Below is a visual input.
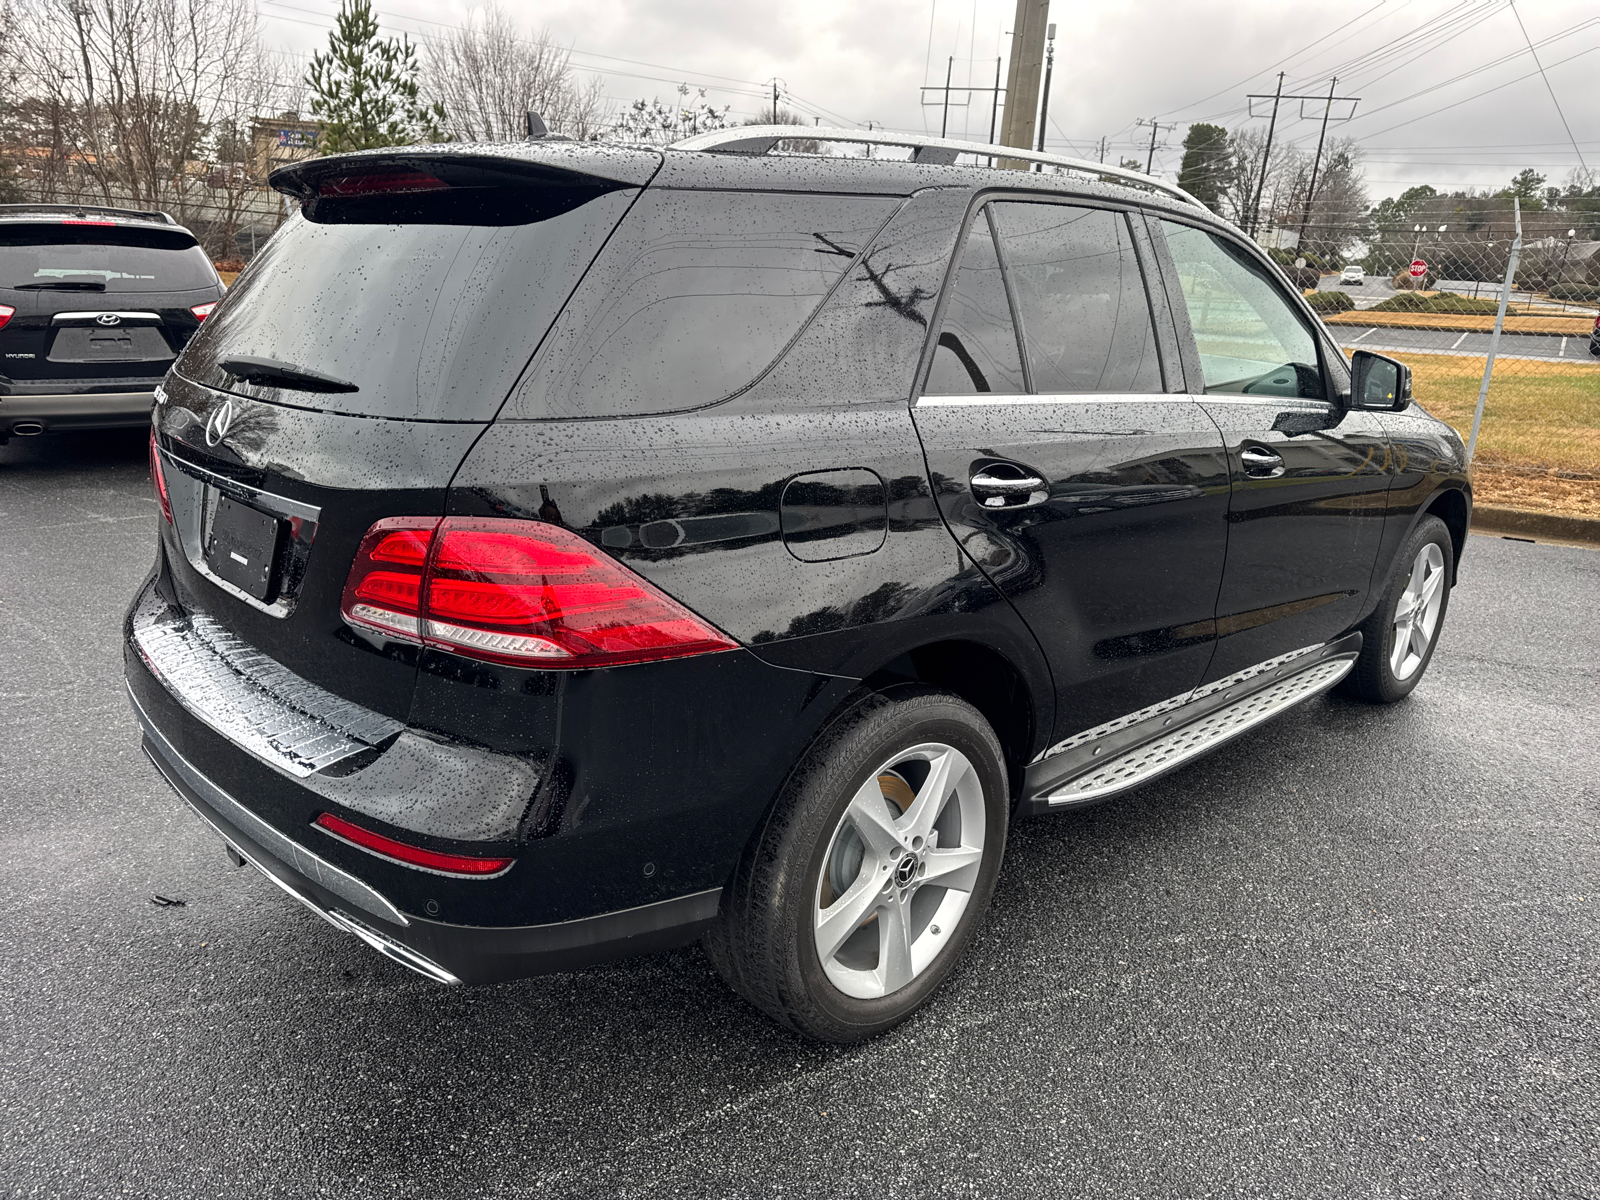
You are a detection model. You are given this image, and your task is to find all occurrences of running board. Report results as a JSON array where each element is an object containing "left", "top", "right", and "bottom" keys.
[{"left": 1017, "top": 634, "right": 1361, "bottom": 816}]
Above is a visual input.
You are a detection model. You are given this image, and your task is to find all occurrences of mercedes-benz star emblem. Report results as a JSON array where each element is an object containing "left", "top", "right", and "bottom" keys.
[
  {"left": 95, "top": 313, "right": 122, "bottom": 326},
  {"left": 204, "top": 399, "right": 236, "bottom": 447}
]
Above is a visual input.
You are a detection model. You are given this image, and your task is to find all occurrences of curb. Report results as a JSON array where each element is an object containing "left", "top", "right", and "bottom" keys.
[{"left": 1471, "top": 504, "right": 1600, "bottom": 548}]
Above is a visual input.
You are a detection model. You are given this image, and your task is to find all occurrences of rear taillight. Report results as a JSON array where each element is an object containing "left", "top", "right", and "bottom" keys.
[
  {"left": 190, "top": 302, "right": 216, "bottom": 321},
  {"left": 149, "top": 431, "right": 172, "bottom": 523},
  {"left": 0, "top": 304, "right": 13, "bottom": 331},
  {"left": 62, "top": 218, "right": 116, "bottom": 226},
  {"left": 312, "top": 812, "right": 514, "bottom": 877},
  {"left": 340, "top": 517, "right": 737, "bottom": 670}
]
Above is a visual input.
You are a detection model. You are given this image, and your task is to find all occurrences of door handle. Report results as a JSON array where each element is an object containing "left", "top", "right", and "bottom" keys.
[
  {"left": 1240, "top": 447, "right": 1285, "bottom": 478},
  {"left": 970, "top": 466, "right": 1048, "bottom": 509}
]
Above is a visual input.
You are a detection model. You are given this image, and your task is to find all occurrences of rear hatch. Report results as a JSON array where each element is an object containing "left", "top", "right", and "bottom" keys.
[
  {"left": 0, "top": 218, "right": 219, "bottom": 394},
  {"left": 152, "top": 146, "right": 660, "bottom": 721}
]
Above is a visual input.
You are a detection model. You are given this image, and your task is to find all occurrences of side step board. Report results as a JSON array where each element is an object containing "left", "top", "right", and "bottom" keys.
[{"left": 1017, "top": 634, "right": 1362, "bottom": 817}]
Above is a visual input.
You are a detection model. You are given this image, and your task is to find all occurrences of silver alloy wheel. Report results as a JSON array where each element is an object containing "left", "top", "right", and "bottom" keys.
[
  {"left": 813, "top": 742, "right": 986, "bottom": 1000},
  {"left": 1391, "top": 541, "right": 1446, "bottom": 681}
]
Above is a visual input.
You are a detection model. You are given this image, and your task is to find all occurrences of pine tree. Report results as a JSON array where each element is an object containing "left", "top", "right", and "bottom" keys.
[
  {"left": 307, "top": 0, "right": 446, "bottom": 154},
  {"left": 1176, "top": 123, "right": 1231, "bottom": 212}
]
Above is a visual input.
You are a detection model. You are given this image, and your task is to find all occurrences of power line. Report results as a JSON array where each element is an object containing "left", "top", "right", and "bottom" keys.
[{"left": 1508, "top": 0, "right": 1589, "bottom": 172}]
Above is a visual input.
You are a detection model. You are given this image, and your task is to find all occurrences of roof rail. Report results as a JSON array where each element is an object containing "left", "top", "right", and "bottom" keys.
[
  {"left": 0, "top": 202, "right": 177, "bottom": 225},
  {"left": 670, "top": 126, "right": 1209, "bottom": 212}
]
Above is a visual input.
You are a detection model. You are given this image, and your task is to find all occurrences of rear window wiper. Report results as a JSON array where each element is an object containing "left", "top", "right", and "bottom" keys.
[
  {"left": 12, "top": 280, "right": 107, "bottom": 290},
  {"left": 218, "top": 355, "right": 359, "bottom": 394}
]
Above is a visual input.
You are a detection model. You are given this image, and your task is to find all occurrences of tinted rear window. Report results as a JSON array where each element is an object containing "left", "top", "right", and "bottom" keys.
[
  {"left": 177, "top": 187, "right": 636, "bottom": 421},
  {"left": 0, "top": 224, "right": 216, "bottom": 293},
  {"left": 511, "top": 190, "right": 898, "bottom": 420}
]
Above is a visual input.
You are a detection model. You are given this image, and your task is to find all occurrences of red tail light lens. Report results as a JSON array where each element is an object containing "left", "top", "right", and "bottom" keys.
[
  {"left": 190, "top": 301, "right": 216, "bottom": 321},
  {"left": 62, "top": 218, "right": 116, "bottom": 226},
  {"left": 149, "top": 430, "right": 172, "bottom": 523},
  {"left": 341, "top": 517, "right": 439, "bottom": 641},
  {"left": 340, "top": 517, "right": 737, "bottom": 669},
  {"left": 313, "top": 812, "right": 514, "bottom": 877},
  {"left": 0, "top": 304, "right": 13, "bottom": 331}
]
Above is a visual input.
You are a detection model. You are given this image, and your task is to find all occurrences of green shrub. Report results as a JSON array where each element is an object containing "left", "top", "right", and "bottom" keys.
[
  {"left": 1549, "top": 283, "right": 1600, "bottom": 302},
  {"left": 1304, "top": 290, "right": 1355, "bottom": 313},
  {"left": 1371, "top": 292, "right": 1432, "bottom": 312},
  {"left": 1368, "top": 293, "right": 1504, "bottom": 316}
]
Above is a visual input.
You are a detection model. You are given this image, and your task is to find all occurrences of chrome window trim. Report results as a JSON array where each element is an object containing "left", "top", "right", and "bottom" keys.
[{"left": 916, "top": 391, "right": 1180, "bottom": 408}]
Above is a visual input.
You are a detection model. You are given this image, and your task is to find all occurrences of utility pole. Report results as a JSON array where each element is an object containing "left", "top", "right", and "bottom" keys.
[
  {"left": 1098, "top": 136, "right": 1107, "bottom": 163},
  {"left": 1296, "top": 77, "right": 1360, "bottom": 251},
  {"left": 1247, "top": 72, "right": 1285, "bottom": 238},
  {"left": 998, "top": 0, "right": 1050, "bottom": 168},
  {"left": 1034, "top": 23, "right": 1056, "bottom": 162},
  {"left": 989, "top": 57, "right": 1002, "bottom": 146},
  {"left": 941, "top": 56, "right": 954, "bottom": 137},
  {"left": 1136, "top": 117, "right": 1176, "bottom": 174}
]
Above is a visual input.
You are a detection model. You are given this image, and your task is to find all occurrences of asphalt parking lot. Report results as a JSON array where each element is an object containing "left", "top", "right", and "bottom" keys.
[
  {"left": 1335, "top": 324, "right": 1600, "bottom": 363},
  {"left": 3, "top": 429, "right": 1598, "bottom": 1199}
]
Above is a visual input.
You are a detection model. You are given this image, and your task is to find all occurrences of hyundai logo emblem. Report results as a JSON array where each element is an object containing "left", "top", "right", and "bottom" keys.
[
  {"left": 204, "top": 399, "right": 236, "bottom": 447},
  {"left": 95, "top": 312, "right": 122, "bottom": 326}
]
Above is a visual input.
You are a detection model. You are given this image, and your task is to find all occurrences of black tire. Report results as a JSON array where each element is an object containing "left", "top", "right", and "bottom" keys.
[
  {"left": 704, "top": 686, "right": 1008, "bottom": 1044},
  {"left": 1340, "top": 514, "right": 1454, "bottom": 704}
]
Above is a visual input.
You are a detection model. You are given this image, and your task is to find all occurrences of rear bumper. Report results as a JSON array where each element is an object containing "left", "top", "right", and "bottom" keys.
[
  {"left": 132, "top": 682, "right": 721, "bottom": 984},
  {"left": 1, "top": 389, "right": 155, "bottom": 433}
]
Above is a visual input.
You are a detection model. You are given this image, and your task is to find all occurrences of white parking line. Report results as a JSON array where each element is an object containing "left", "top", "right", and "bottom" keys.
[
  {"left": 1560, "top": 337, "right": 1567, "bottom": 358},
  {"left": 1349, "top": 328, "right": 1377, "bottom": 343},
  {"left": 1451, "top": 331, "right": 1470, "bottom": 350}
]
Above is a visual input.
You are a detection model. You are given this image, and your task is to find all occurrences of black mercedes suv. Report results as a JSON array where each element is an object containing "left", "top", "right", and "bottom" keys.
[
  {"left": 0, "top": 203, "right": 224, "bottom": 441},
  {"left": 125, "top": 131, "right": 1469, "bottom": 1043}
]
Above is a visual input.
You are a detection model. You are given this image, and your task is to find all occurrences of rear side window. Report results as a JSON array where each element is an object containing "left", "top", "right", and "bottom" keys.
[
  {"left": 0, "top": 224, "right": 216, "bottom": 293},
  {"left": 923, "top": 210, "right": 1025, "bottom": 395},
  {"left": 512, "top": 191, "right": 898, "bottom": 420},
  {"left": 178, "top": 187, "right": 636, "bottom": 421},
  {"left": 991, "top": 202, "right": 1162, "bottom": 394}
]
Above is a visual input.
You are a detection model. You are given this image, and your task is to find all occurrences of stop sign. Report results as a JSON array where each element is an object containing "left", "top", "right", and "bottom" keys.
[{"left": 1409, "top": 259, "right": 1428, "bottom": 278}]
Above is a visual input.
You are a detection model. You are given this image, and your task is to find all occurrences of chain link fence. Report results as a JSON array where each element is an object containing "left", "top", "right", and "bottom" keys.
[{"left": 1267, "top": 221, "right": 1600, "bottom": 519}]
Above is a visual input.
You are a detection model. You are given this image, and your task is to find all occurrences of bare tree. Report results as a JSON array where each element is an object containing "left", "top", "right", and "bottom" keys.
[
  {"left": 425, "top": 6, "right": 605, "bottom": 143},
  {"left": 607, "top": 90, "right": 729, "bottom": 145},
  {"left": 9, "top": 0, "right": 287, "bottom": 254}
]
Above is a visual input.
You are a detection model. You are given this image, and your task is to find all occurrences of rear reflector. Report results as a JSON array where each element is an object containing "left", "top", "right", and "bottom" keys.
[
  {"left": 149, "top": 431, "right": 172, "bottom": 523},
  {"left": 319, "top": 171, "right": 449, "bottom": 197},
  {"left": 340, "top": 516, "right": 737, "bottom": 669},
  {"left": 190, "top": 301, "right": 216, "bottom": 321},
  {"left": 0, "top": 304, "right": 12, "bottom": 331},
  {"left": 313, "top": 812, "right": 514, "bottom": 877}
]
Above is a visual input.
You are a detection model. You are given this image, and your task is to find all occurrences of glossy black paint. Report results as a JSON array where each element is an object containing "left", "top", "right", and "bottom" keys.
[
  {"left": 123, "top": 143, "right": 1471, "bottom": 985},
  {"left": 152, "top": 371, "right": 483, "bottom": 722}
]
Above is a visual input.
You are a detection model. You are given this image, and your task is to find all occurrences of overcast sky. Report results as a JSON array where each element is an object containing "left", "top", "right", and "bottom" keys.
[{"left": 260, "top": 0, "right": 1599, "bottom": 203}]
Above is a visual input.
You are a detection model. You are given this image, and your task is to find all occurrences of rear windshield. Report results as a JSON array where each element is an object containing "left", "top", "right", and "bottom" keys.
[
  {"left": 0, "top": 224, "right": 216, "bottom": 293},
  {"left": 176, "top": 186, "right": 637, "bottom": 421},
  {"left": 511, "top": 190, "right": 899, "bottom": 420}
]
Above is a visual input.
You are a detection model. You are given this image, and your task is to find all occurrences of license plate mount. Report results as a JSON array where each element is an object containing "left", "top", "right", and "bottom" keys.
[{"left": 205, "top": 494, "right": 282, "bottom": 601}]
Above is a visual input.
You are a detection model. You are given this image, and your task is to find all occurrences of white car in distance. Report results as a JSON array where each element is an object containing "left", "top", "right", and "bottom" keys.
[{"left": 1340, "top": 264, "right": 1366, "bottom": 286}]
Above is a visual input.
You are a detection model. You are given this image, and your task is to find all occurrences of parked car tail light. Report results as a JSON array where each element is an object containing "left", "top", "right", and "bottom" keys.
[
  {"left": 312, "top": 812, "right": 514, "bottom": 877},
  {"left": 340, "top": 517, "right": 738, "bottom": 669},
  {"left": 149, "top": 431, "right": 172, "bottom": 523},
  {"left": 0, "top": 304, "right": 13, "bottom": 331},
  {"left": 62, "top": 218, "right": 116, "bottom": 226},
  {"left": 190, "top": 302, "right": 217, "bottom": 321}
]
